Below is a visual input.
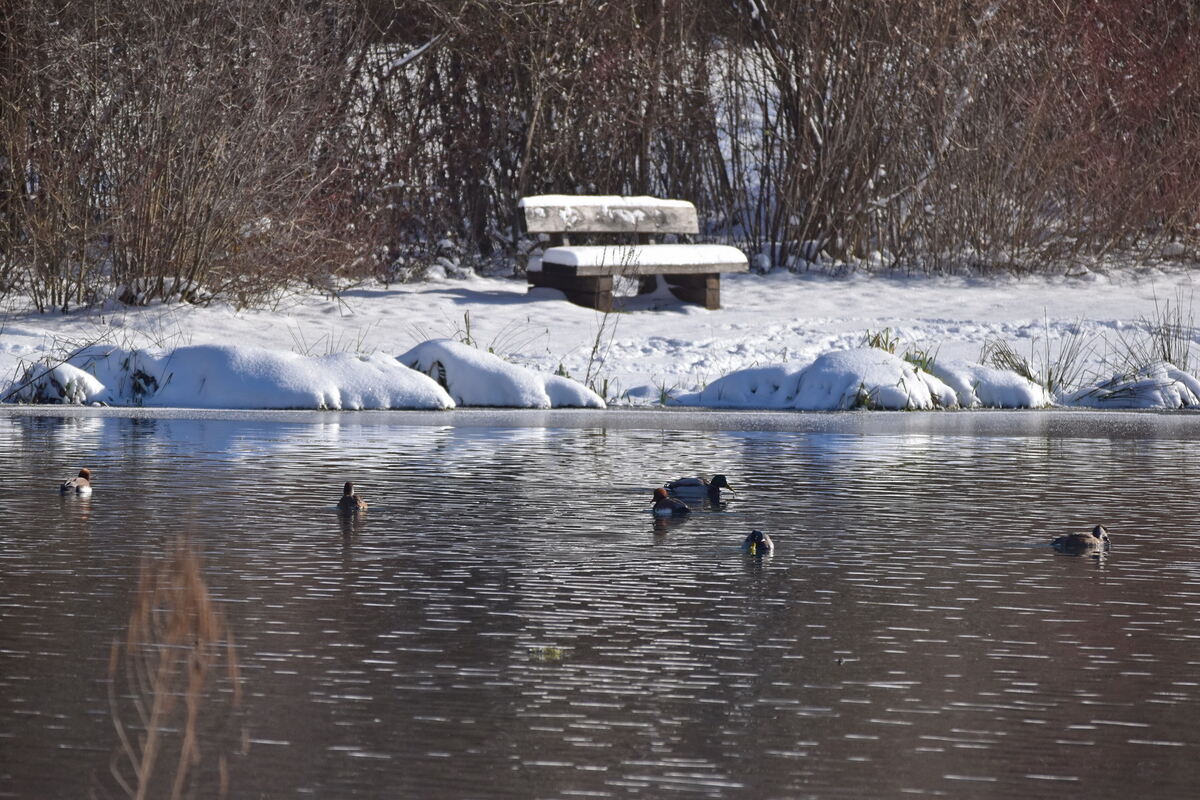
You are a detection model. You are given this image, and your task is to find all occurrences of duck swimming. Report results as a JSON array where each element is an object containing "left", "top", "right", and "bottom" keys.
[
  {"left": 742, "top": 529, "right": 773, "bottom": 555},
  {"left": 1051, "top": 525, "right": 1110, "bottom": 554},
  {"left": 60, "top": 468, "right": 92, "bottom": 495},
  {"left": 666, "top": 474, "right": 734, "bottom": 502},
  {"left": 337, "top": 482, "right": 368, "bottom": 513},
  {"left": 652, "top": 487, "right": 691, "bottom": 516}
]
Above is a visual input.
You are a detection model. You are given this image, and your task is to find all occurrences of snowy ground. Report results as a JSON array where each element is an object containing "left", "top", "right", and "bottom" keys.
[{"left": 2, "top": 263, "right": 1198, "bottom": 410}]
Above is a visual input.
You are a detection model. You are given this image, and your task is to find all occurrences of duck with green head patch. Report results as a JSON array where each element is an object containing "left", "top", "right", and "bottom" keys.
[
  {"left": 666, "top": 474, "right": 734, "bottom": 503},
  {"left": 742, "top": 529, "right": 773, "bottom": 556}
]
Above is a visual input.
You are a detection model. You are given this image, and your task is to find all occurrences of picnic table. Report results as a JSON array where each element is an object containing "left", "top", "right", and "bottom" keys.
[{"left": 519, "top": 195, "right": 748, "bottom": 311}]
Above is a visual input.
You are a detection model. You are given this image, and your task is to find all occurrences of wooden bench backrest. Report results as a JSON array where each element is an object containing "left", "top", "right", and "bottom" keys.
[{"left": 520, "top": 195, "right": 699, "bottom": 236}]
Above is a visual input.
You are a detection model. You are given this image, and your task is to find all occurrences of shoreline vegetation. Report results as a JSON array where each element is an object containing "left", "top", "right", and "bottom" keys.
[{"left": 4, "top": 2, "right": 1199, "bottom": 313}]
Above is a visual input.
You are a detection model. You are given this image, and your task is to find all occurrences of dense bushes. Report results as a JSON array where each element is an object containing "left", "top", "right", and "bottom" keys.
[{"left": 3, "top": 0, "right": 1198, "bottom": 310}]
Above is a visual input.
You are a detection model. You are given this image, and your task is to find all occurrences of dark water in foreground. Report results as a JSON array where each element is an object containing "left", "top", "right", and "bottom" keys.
[{"left": 2, "top": 409, "right": 1200, "bottom": 799}]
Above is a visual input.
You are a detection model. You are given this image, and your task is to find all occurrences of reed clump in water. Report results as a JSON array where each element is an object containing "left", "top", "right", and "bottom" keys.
[{"left": 96, "top": 537, "right": 245, "bottom": 800}]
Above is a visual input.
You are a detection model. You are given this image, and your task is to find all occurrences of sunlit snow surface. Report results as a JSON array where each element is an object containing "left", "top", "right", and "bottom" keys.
[
  {"left": 9, "top": 345, "right": 455, "bottom": 410},
  {"left": 676, "top": 348, "right": 962, "bottom": 410},
  {"left": 3, "top": 267, "right": 1200, "bottom": 410},
  {"left": 399, "top": 339, "right": 604, "bottom": 408},
  {"left": 930, "top": 359, "right": 1052, "bottom": 408}
]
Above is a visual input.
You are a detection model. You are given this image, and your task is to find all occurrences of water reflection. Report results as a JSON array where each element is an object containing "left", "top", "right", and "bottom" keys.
[{"left": 1, "top": 412, "right": 1200, "bottom": 798}]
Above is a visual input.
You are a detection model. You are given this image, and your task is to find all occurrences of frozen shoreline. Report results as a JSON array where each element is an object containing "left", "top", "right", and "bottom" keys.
[{"left": 5, "top": 403, "right": 1199, "bottom": 439}]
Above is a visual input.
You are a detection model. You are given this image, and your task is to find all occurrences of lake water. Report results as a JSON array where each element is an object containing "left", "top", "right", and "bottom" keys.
[{"left": 3, "top": 408, "right": 1200, "bottom": 798}]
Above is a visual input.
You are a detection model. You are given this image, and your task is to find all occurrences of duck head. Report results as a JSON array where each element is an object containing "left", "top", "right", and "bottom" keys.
[
  {"left": 1093, "top": 525, "right": 1111, "bottom": 547},
  {"left": 78, "top": 468, "right": 92, "bottom": 481},
  {"left": 343, "top": 482, "right": 355, "bottom": 496},
  {"left": 653, "top": 487, "right": 669, "bottom": 502},
  {"left": 710, "top": 474, "right": 734, "bottom": 492}
]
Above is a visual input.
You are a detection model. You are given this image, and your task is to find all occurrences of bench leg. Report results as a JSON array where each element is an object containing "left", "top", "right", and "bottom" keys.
[
  {"left": 528, "top": 270, "right": 613, "bottom": 312},
  {"left": 665, "top": 273, "right": 720, "bottom": 309}
]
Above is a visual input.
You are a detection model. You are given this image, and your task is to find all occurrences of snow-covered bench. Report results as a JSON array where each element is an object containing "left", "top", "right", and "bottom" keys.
[{"left": 519, "top": 195, "right": 748, "bottom": 311}]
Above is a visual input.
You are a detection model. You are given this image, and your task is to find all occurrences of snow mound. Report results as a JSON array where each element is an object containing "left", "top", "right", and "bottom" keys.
[
  {"left": 41, "top": 344, "right": 455, "bottom": 409},
  {"left": 4, "top": 362, "right": 106, "bottom": 404},
  {"left": 1065, "top": 362, "right": 1200, "bottom": 409},
  {"left": 930, "top": 359, "right": 1052, "bottom": 408},
  {"left": 681, "top": 364, "right": 805, "bottom": 409},
  {"left": 797, "top": 349, "right": 958, "bottom": 410},
  {"left": 676, "top": 349, "right": 959, "bottom": 410},
  {"left": 399, "top": 339, "right": 605, "bottom": 408}
]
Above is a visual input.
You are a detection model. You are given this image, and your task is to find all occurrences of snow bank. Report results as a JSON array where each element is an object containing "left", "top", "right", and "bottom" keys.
[
  {"left": 1066, "top": 362, "right": 1200, "bottom": 409},
  {"left": 676, "top": 348, "right": 959, "bottom": 410},
  {"left": 399, "top": 339, "right": 605, "bottom": 408},
  {"left": 797, "top": 349, "right": 958, "bottom": 410},
  {"left": 4, "top": 362, "right": 105, "bottom": 404},
  {"left": 4, "top": 339, "right": 601, "bottom": 410},
  {"left": 930, "top": 359, "right": 1051, "bottom": 408},
  {"left": 7, "top": 267, "right": 1200, "bottom": 414},
  {"left": 678, "top": 363, "right": 803, "bottom": 408},
  {"left": 12, "top": 344, "right": 456, "bottom": 409}
]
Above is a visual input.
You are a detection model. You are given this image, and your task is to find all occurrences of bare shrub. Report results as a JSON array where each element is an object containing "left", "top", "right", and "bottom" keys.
[
  {"left": 2, "top": 0, "right": 370, "bottom": 311},
  {"left": 5, "top": 0, "right": 1200, "bottom": 308},
  {"left": 353, "top": 1, "right": 733, "bottom": 270}
]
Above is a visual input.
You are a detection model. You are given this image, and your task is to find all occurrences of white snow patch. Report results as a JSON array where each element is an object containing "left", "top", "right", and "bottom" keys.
[
  {"left": 51, "top": 345, "right": 454, "bottom": 410},
  {"left": 399, "top": 339, "right": 604, "bottom": 408},
  {"left": 676, "top": 349, "right": 959, "bottom": 410},
  {"left": 5, "top": 362, "right": 106, "bottom": 404},
  {"left": 795, "top": 349, "right": 958, "bottom": 410},
  {"left": 930, "top": 359, "right": 1051, "bottom": 408},
  {"left": 1066, "top": 362, "right": 1200, "bottom": 409},
  {"left": 678, "top": 363, "right": 804, "bottom": 409}
]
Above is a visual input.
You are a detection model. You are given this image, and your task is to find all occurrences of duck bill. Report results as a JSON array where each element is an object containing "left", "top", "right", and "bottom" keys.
[{"left": 749, "top": 542, "right": 757, "bottom": 555}]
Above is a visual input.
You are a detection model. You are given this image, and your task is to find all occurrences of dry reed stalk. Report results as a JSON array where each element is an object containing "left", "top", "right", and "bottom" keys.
[{"left": 97, "top": 538, "right": 243, "bottom": 800}]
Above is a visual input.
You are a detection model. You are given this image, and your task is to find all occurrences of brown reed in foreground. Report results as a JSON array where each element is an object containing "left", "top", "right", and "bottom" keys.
[{"left": 95, "top": 538, "right": 244, "bottom": 800}]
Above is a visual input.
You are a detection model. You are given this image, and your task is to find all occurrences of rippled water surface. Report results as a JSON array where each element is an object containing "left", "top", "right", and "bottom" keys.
[{"left": 3, "top": 410, "right": 1200, "bottom": 798}]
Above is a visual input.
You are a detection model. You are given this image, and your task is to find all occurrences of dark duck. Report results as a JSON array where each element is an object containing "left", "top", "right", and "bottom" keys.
[
  {"left": 1051, "top": 525, "right": 1110, "bottom": 555},
  {"left": 337, "top": 482, "right": 369, "bottom": 513},
  {"left": 742, "top": 529, "right": 774, "bottom": 555},
  {"left": 665, "top": 474, "right": 734, "bottom": 503}
]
